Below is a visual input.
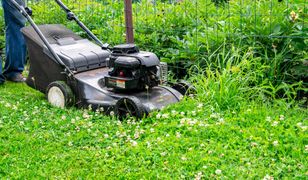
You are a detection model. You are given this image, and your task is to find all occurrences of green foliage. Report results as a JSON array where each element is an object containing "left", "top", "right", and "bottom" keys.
[{"left": 0, "top": 0, "right": 306, "bottom": 88}]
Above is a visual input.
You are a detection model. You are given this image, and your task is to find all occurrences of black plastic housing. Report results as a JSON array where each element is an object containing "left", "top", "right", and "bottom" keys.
[{"left": 105, "top": 44, "right": 160, "bottom": 91}]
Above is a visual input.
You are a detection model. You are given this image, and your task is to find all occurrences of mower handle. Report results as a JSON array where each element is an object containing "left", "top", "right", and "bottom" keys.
[
  {"left": 55, "top": 0, "right": 71, "bottom": 13},
  {"left": 54, "top": 0, "right": 111, "bottom": 50}
]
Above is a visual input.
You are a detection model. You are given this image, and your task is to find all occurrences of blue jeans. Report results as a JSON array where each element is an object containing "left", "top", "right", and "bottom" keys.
[{"left": 0, "top": 0, "right": 27, "bottom": 81}]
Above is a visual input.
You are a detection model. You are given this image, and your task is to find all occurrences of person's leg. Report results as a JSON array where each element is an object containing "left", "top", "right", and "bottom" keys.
[{"left": 2, "top": 0, "right": 26, "bottom": 80}]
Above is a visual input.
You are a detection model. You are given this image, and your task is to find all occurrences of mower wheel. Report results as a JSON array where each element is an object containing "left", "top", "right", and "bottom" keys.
[
  {"left": 46, "top": 81, "right": 75, "bottom": 108},
  {"left": 172, "top": 80, "right": 196, "bottom": 96},
  {"left": 115, "top": 97, "right": 145, "bottom": 120}
]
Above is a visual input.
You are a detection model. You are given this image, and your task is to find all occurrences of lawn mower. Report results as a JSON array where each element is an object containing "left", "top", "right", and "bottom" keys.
[{"left": 9, "top": 0, "right": 194, "bottom": 119}]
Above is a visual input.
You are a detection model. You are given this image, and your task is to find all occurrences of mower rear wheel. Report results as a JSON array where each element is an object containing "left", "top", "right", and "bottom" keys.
[
  {"left": 46, "top": 81, "right": 74, "bottom": 108},
  {"left": 115, "top": 97, "right": 145, "bottom": 120},
  {"left": 172, "top": 80, "right": 196, "bottom": 96}
]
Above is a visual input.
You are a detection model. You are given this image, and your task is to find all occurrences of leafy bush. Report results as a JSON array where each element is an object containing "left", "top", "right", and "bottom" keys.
[{"left": 0, "top": 0, "right": 307, "bottom": 98}]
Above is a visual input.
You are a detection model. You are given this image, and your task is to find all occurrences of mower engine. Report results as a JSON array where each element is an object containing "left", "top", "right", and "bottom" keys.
[{"left": 105, "top": 44, "right": 162, "bottom": 91}]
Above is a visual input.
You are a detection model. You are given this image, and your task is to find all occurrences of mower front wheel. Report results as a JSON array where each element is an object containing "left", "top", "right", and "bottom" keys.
[
  {"left": 115, "top": 97, "right": 145, "bottom": 120},
  {"left": 172, "top": 80, "right": 196, "bottom": 96},
  {"left": 46, "top": 81, "right": 75, "bottom": 108}
]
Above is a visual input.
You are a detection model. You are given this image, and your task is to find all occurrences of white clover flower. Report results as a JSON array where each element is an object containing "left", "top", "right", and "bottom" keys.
[
  {"left": 162, "top": 113, "right": 169, "bottom": 119},
  {"left": 68, "top": 141, "right": 73, "bottom": 147},
  {"left": 195, "top": 172, "right": 203, "bottom": 180},
  {"left": 19, "top": 121, "right": 25, "bottom": 126},
  {"left": 251, "top": 142, "right": 258, "bottom": 147},
  {"left": 156, "top": 113, "right": 162, "bottom": 119},
  {"left": 200, "top": 143, "right": 205, "bottom": 147},
  {"left": 202, "top": 165, "right": 208, "bottom": 169},
  {"left": 300, "top": 126, "right": 307, "bottom": 131},
  {"left": 263, "top": 174, "right": 274, "bottom": 180},
  {"left": 146, "top": 141, "right": 151, "bottom": 148},
  {"left": 180, "top": 112, "right": 185, "bottom": 116},
  {"left": 71, "top": 119, "right": 76, "bottom": 124},
  {"left": 83, "top": 113, "right": 90, "bottom": 119},
  {"left": 197, "top": 103, "right": 203, "bottom": 109},
  {"left": 181, "top": 156, "right": 187, "bottom": 161},
  {"left": 188, "top": 119, "right": 197, "bottom": 126},
  {"left": 140, "top": 129, "right": 145, "bottom": 134},
  {"left": 266, "top": 116, "right": 271, "bottom": 122},
  {"left": 131, "top": 140, "right": 138, "bottom": 147},
  {"left": 87, "top": 122, "right": 93, "bottom": 127},
  {"left": 180, "top": 118, "right": 186, "bottom": 125},
  {"left": 160, "top": 152, "right": 167, "bottom": 156},
  {"left": 279, "top": 115, "right": 285, "bottom": 121},
  {"left": 104, "top": 134, "right": 109, "bottom": 138},
  {"left": 88, "top": 105, "right": 92, "bottom": 111},
  {"left": 12, "top": 105, "right": 18, "bottom": 110},
  {"left": 134, "top": 131, "right": 140, "bottom": 139},
  {"left": 191, "top": 111, "right": 197, "bottom": 116},
  {"left": 61, "top": 115, "right": 66, "bottom": 120},
  {"left": 305, "top": 145, "right": 308, "bottom": 151},
  {"left": 166, "top": 133, "right": 170, "bottom": 137},
  {"left": 176, "top": 132, "right": 181, "bottom": 138},
  {"left": 215, "top": 169, "right": 222, "bottom": 175},
  {"left": 117, "top": 121, "right": 122, "bottom": 126},
  {"left": 272, "top": 121, "right": 279, "bottom": 126},
  {"left": 171, "top": 110, "right": 178, "bottom": 116},
  {"left": 210, "top": 113, "right": 219, "bottom": 119},
  {"left": 150, "top": 128, "right": 155, "bottom": 133},
  {"left": 109, "top": 111, "right": 115, "bottom": 116},
  {"left": 198, "top": 123, "right": 204, "bottom": 127},
  {"left": 273, "top": 140, "right": 279, "bottom": 147}
]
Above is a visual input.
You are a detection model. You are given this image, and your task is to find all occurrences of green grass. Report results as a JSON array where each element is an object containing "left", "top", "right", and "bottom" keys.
[{"left": 0, "top": 82, "right": 307, "bottom": 179}]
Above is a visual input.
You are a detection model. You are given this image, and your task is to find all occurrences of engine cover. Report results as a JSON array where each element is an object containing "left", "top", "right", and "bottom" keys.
[{"left": 105, "top": 44, "right": 160, "bottom": 91}]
